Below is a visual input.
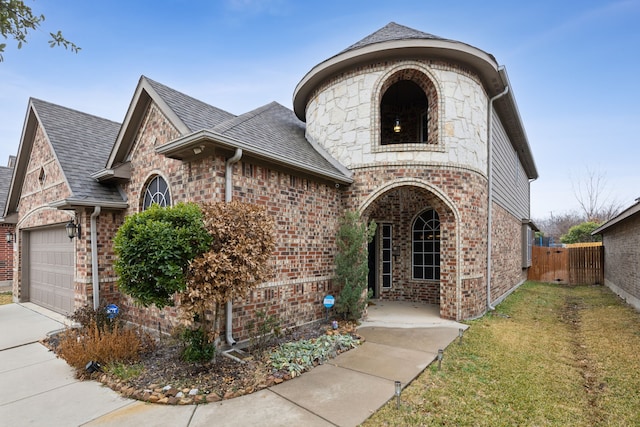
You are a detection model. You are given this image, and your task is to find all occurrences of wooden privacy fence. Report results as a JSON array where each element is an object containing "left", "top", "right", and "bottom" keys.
[{"left": 528, "top": 245, "right": 604, "bottom": 285}]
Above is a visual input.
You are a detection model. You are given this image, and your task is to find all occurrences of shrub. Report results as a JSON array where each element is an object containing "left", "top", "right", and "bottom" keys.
[
  {"left": 56, "top": 320, "right": 155, "bottom": 374},
  {"left": 179, "top": 201, "right": 275, "bottom": 338},
  {"left": 114, "top": 203, "right": 212, "bottom": 308},
  {"left": 334, "top": 211, "right": 376, "bottom": 321},
  {"left": 178, "top": 327, "right": 216, "bottom": 363},
  {"left": 69, "top": 302, "right": 122, "bottom": 334},
  {"left": 560, "top": 221, "right": 602, "bottom": 244},
  {"left": 247, "top": 310, "right": 282, "bottom": 354}
]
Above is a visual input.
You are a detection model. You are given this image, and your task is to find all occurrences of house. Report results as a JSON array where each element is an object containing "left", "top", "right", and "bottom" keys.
[
  {"left": 1, "top": 156, "right": 16, "bottom": 291},
  {"left": 592, "top": 199, "right": 640, "bottom": 311},
  {"left": 3, "top": 22, "right": 537, "bottom": 341}
]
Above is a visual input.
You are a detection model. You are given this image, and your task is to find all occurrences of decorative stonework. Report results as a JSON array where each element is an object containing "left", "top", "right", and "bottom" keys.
[{"left": 305, "top": 59, "right": 489, "bottom": 175}]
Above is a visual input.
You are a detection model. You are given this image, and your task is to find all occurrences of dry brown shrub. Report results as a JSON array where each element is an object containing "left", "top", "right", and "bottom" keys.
[
  {"left": 179, "top": 201, "right": 275, "bottom": 331},
  {"left": 56, "top": 320, "right": 155, "bottom": 373}
]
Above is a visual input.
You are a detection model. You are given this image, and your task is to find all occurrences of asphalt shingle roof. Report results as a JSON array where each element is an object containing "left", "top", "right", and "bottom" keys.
[
  {"left": 340, "top": 22, "right": 445, "bottom": 54},
  {"left": 144, "top": 77, "right": 236, "bottom": 132},
  {"left": 0, "top": 166, "right": 13, "bottom": 216},
  {"left": 31, "top": 99, "right": 124, "bottom": 203},
  {"left": 211, "top": 102, "right": 348, "bottom": 179}
]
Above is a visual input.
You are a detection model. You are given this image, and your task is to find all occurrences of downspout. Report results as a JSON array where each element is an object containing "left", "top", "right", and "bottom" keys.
[
  {"left": 486, "top": 80, "right": 509, "bottom": 312},
  {"left": 91, "top": 206, "right": 101, "bottom": 310},
  {"left": 225, "top": 148, "right": 242, "bottom": 345}
]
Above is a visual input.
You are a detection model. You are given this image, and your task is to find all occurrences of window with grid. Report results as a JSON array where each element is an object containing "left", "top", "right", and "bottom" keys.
[
  {"left": 381, "top": 224, "right": 392, "bottom": 288},
  {"left": 142, "top": 175, "right": 171, "bottom": 210},
  {"left": 412, "top": 209, "right": 440, "bottom": 280}
]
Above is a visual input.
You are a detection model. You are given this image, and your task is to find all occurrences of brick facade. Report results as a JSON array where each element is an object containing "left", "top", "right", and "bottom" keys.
[
  {"left": 0, "top": 223, "right": 14, "bottom": 285},
  {"left": 601, "top": 212, "right": 640, "bottom": 310},
  {"left": 490, "top": 202, "right": 527, "bottom": 303},
  {"left": 111, "top": 102, "right": 345, "bottom": 340},
  {"left": 349, "top": 165, "right": 488, "bottom": 319}
]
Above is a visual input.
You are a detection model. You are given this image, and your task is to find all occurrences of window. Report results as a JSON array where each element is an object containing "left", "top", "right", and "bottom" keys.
[
  {"left": 38, "top": 167, "right": 46, "bottom": 186},
  {"left": 380, "top": 80, "right": 429, "bottom": 145},
  {"left": 522, "top": 223, "right": 534, "bottom": 268},
  {"left": 381, "top": 224, "right": 392, "bottom": 288},
  {"left": 142, "top": 175, "right": 171, "bottom": 210},
  {"left": 412, "top": 209, "right": 440, "bottom": 280}
]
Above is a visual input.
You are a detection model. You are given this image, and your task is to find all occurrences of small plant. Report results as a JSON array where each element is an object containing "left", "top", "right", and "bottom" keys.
[
  {"left": 269, "top": 334, "right": 360, "bottom": 377},
  {"left": 69, "top": 302, "right": 122, "bottom": 334},
  {"left": 247, "top": 310, "right": 282, "bottom": 354},
  {"left": 179, "top": 327, "right": 216, "bottom": 363},
  {"left": 105, "top": 362, "right": 144, "bottom": 381}
]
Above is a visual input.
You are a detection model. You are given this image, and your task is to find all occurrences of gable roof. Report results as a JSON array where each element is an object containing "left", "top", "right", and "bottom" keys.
[
  {"left": 4, "top": 99, "right": 126, "bottom": 217},
  {"left": 157, "top": 101, "right": 352, "bottom": 184},
  {"left": 102, "top": 76, "right": 236, "bottom": 172},
  {"left": 145, "top": 77, "right": 236, "bottom": 133},
  {"left": 592, "top": 198, "right": 640, "bottom": 235}
]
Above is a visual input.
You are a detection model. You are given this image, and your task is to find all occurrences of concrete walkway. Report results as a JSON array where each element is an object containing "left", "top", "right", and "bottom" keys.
[{"left": 0, "top": 301, "right": 466, "bottom": 426}]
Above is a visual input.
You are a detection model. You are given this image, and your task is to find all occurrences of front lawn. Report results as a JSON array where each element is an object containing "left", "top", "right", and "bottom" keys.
[{"left": 364, "top": 282, "right": 640, "bottom": 426}]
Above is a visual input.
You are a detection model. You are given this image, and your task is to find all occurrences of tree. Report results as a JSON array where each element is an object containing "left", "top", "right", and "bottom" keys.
[
  {"left": 0, "top": 0, "right": 80, "bottom": 61},
  {"left": 572, "top": 167, "right": 622, "bottom": 223},
  {"left": 179, "top": 201, "right": 275, "bottom": 340},
  {"left": 534, "top": 211, "right": 583, "bottom": 244},
  {"left": 113, "top": 203, "right": 212, "bottom": 308},
  {"left": 334, "top": 211, "right": 376, "bottom": 321},
  {"left": 560, "top": 221, "right": 602, "bottom": 244}
]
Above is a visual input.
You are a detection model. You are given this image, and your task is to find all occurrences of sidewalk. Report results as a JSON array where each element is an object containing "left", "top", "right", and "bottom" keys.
[{"left": 0, "top": 302, "right": 465, "bottom": 426}]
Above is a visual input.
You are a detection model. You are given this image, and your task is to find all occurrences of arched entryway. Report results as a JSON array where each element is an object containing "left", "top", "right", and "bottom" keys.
[{"left": 360, "top": 183, "right": 458, "bottom": 319}]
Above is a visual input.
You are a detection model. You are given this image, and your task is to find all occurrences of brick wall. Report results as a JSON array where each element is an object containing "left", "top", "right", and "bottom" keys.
[
  {"left": 0, "top": 223, "right": 14, "bottom": 284},
  {"left": 490, "top": 202, "right": 527, "bottom": 304},
  {"left": 112, "top": 102, "right": 345, "bottom": 341},
  {"left": 346, "top": 164, "right": 488, "bottom": 320},
  {"left": 14, "top": 123, "right": 78, "bottom": 303},
  {"left": 602, "top": 213, "right": 640, "bottom": 307}
]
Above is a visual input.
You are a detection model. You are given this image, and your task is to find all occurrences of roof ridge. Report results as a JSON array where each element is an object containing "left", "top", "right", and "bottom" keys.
[
  {"left": 30, "top": 98, "right": 120, "bottom": 126},
  {"left": 213, "top": 101, "right": 280, "bottom": 134}
]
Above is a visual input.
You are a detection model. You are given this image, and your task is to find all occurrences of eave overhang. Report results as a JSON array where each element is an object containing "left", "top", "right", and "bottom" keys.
[
  {"left": 293, "top": 38, "right": 538, "bottom": 180},
  {"left": 592, "top": 201, "right": 640, "bottom": 235},
  {"left": 49, "top": 198, "right": 129, "bottom": 210},
  {"left": 156, "top": 130, "right": 353, "bottom": 185},
  {"left": 294, "top": 39, "right": 503, "bottom": 121}
]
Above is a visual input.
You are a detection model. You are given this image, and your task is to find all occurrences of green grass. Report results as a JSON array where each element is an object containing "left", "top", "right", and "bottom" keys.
[{"left": 364, "top": 282, "right": 640, "bottom": 426}]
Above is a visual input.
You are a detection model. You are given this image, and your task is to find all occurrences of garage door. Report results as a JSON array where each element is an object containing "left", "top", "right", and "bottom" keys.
[{"left": 29, "top": 227, "right": 75, "bottom": 315}]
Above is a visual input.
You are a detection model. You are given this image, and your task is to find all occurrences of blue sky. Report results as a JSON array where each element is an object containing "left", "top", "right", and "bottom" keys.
[{"left": 1, "top": 0, "right": 638, "bottom": 219}]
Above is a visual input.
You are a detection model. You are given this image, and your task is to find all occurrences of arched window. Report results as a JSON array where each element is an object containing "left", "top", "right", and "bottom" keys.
[
  {"left": 142, "top": 175, "right": 171, "bottom": 210},
  {"left": 412, "top": 209, "right": 440, "bottom": 280},
  {"left": 380, "top": 80, "right": 429, "bottom": 145}
]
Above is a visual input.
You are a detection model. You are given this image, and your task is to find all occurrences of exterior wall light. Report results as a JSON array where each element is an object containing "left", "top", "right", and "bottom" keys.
[
  {"left": 66, "top": 220, "right": 80, "bottom": 240},
  {"left": 5, "top": 231, "right": 14, "bottom": 244}
]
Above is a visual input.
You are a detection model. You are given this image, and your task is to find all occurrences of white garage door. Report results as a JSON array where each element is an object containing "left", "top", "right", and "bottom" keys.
[{"left": 29, "top": 227, "right": 75, "bottom": 315}]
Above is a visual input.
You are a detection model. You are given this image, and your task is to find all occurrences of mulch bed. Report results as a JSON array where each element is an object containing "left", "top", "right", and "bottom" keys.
[{"left": 46, "top": 321, "right": 360, "bottom": 405}]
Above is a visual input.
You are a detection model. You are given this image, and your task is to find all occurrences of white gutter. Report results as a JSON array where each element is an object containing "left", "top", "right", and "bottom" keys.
[
  {"left": 90, "top": 206, "right": 101, "bottom": 310},
  {"left": 225, "top": 148, "right": 242, "bottom": 346},
  {"left": 486, "top": 74, "right": 509, "bottom": 312}
]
